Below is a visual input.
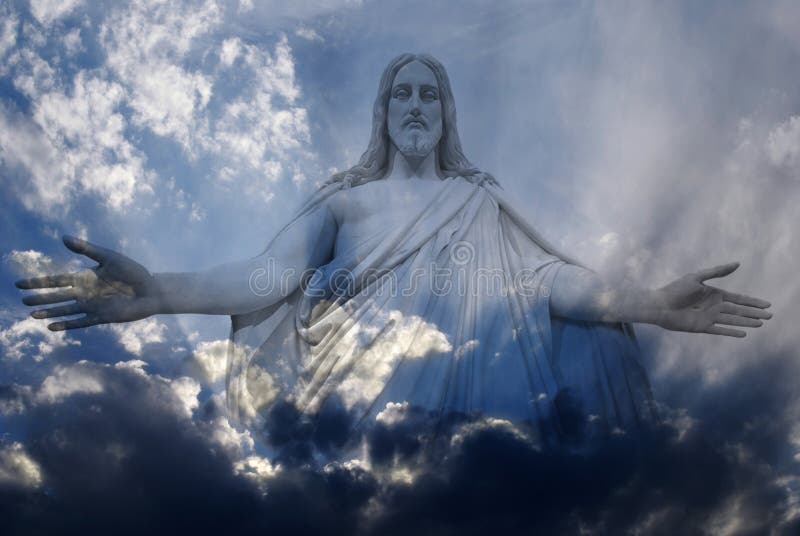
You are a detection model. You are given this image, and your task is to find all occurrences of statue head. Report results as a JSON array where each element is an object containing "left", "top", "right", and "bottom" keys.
[
  {"left": 386, "top": 59, "right": 444, "bottom": 161},
  {"left": 329, "top": 53, "right": 495, "bottom": 187}
]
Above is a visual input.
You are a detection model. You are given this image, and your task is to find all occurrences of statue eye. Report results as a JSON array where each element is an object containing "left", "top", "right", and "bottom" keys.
[
  {"left": 422, "top": 90, "right": 438, "bottom": 101},
  {"left": 394, "top": 88, "right": 410, "bottom": 99}
]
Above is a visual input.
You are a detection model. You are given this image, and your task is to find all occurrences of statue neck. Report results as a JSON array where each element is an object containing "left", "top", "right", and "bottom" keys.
[{"left": 385, "top": 145, "right": 442, "bottom": 181}]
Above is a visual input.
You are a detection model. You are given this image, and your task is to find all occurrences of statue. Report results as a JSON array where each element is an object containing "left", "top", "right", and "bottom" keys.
[{"left": 15, "top": 54, "right": 771, "bottom": 445}]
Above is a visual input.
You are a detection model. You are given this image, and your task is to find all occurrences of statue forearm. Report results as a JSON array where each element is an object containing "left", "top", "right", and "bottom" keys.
[
  {"left": 152, "top": 204, "right": 338, "bottom": 316},
  {"left": 550, "top": 262, "right": 771, "bottom": 336},
  {"left": 151, "top": 257, "right": 301, "bottom": 316},
  {"left": 549, "top": 264, "right": 665, "bottom": 326}
]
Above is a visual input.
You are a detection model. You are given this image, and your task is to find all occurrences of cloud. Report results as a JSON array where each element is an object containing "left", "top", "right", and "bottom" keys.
[
  {"left": 99, "top": 0, "right": 220, "bottom": 154},
  {"left": 61, "top": 27, "right": 83, "bottom": 57},
  {"left": 0, "top": 349, "right": 798, "bottom": 534},
  {"left": 0, "top": 442, "right": 43, "bottom": 490},
  {"left": 1, "top": 2, "right": 798, "bottom": 534},
  {"left": 234, "top": 454, "right": 279, "bottom": 488},
  {"left": 375, "top": 401, "right": 409, "bottom": 426},
  {"left": 0, "top": 361, "right": 267, "bottom": 534},
  {"left": 106, "top": 318, "right": 168, "bottom": 356},
  {"left": 113, "top": 358, "right": 149, "bottom": 376},
  {"left": 96, "top": 0, "right": 314, "bottom": 193},
  {"left": 0, "top": 384, "right": 33, "bottom": 415},
  {"left": 766, "top": 115, "right": 800, "bottom": 169},
  {"left": 168, "top": 376, "right": 201, "bottom": 417},
  {"left": 0, "top": 316, "right": 80, "bottom": 362},
  {"left": 28, "top": 0, "right": 84, "bottom": 28},
  {"left": 207, "top": 414, "right": 255, "bottom": 455},
  {"left": 1, "top": 0, "right": 315, "bottom": 217},
  {"left": 0, "top": 68, "right": 153, "bottom": 213},
  {"left": 3, "top": 249, "right": 54, "bottom": 277},
  {"left": 212, "top": 34, "right": 313, "bottom": 196},
  {"left": 3, "top": 248, "right": 83, "bottom": 278},
  {"left": 326, "top": 310, "right": 453, "bottom": 409},
  {"left": 188, "top": 338, "right": 229, "bottom": 384},
  {"left": 36, "top": 362, "right": 104, "bottom": 403},
  {"left": 296, "top": 26, "right": 324, "bottom": 43},
  {"left": 531, "top": 1, "right": 800, "bottom": 393},
  {"left": 0, "top": 7, "right": 18, "bottom": 59},
  {"left": 34, "top": 72, "right": 153, "bottom": 210}
]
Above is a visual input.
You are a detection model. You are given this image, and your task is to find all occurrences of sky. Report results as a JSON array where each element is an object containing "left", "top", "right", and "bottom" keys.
[{"left": 1, "top": 0, "right": 799, "bottom": 533}]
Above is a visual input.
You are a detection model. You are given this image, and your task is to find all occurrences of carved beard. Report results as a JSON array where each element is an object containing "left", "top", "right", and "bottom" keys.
[{"left": 389, "top": 122, "right": 443, "bottom": 159}]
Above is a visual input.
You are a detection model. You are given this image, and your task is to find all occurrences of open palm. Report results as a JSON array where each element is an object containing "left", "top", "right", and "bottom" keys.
[
  {"left": 15, "top": 236, "right": 159, "bottom": 331},
  {"left": 656, "top": 262, "right": 771, "bottom": 337}
]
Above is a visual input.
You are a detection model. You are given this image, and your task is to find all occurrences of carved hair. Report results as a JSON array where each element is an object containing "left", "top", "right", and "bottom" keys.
[{"left": 327, "top": 53, "right": 496, "bottom": 187}]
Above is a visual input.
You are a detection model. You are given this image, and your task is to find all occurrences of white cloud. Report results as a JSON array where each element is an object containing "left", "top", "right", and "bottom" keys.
[
  {"left": 774, "top": 475, "right": 800, "bottom": 528},
  {"left": 219, "top": 38, "right": 241, "bottom": 67},
  {"left": 0, "top": 384, "right": 33, "bottom": 415},
  {"left": 29, "top": 0, "right": 84, "bottom": 28},
  {"left": 329, "top": 310, "right": 452, "bottom": 409},
  {"left": 32, "top": 360, "right": 203, "bottom": 426},
  {"left": 0, "top": 442, "right": 43, "bottom": 489},
  {"left": 207, "top": 415, "right": 254, "bottom": 456},
  {"left": 188, "top": 202, "right": 205, "bottom": 222},
  {"left": 295, "top": 26, "right": 324, "bottom": 43},
  {"left": 114, "top": 358, "right": 150, "bottom": 376},
  {"left": 3, "top": 249, "right": 54, "bottom": 276},
  {"left": 37, "top": 362, "right": 104, "bottom": 403},
  {"left": 241, "top": 363, "right": 278, "bottom": 420},
  {"left": 245, "top": 365, "right": 278, "bottom": 410},
  {"left": 766, "top": 115, "right": 800, "bottom": 169},
  {"left": 4, "top": 249, "right": 82, "bottom": 278},
  {"left": 0, "top": 317, "right": 80, "bottom": 362},
  {"left": 211, "top": 35, "right": 313, "bottom": 194},
  {"left": 34, "top": 72, "right": 153, "bottom": 210},
  {"left": 189, "top": 339, "right": 229, "bottom": 384},
  {"left": 99, "top": 0, "right": 220, "bottom": 154},
  {"left": 234, "top": 454, "right": 278, "bottom": 487},
  {"left": 0, "top": 64, "right": 153, "bottom": 213},
  {"left": 543, "top": 2, "right": 800, "bottom": 388},
  {"left": 168, "top": 376, "right": 201, "bottom": 417},
  {"left": 375, "top": 401, "right": 410, "bottom": 425},
  {"left": 450, "top": 417, "right": 529, "bottom": 448},
  {"left": 703, "top": 492, "right": 770, "bottom": 536},
  {"left": 107, "top": 318, "right": 167, "bottom": 356},
  {"left": 1, "top": 0, "right": 317, "bottom": 217},
  {"left": 454, "top": 338, "right": 479, "bottom": 359},
  {"left": 0, "top": 8, "right": 18, "bottom": 60},
  {"left": 62, "top": 27, "right": 83, "bottom": 57}
]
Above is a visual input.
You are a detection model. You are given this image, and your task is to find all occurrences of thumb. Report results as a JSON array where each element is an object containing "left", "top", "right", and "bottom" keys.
[
  {"left": 694, "top": 262, "right": 740, "bottom": 282},
  {"left": 63, "top": 235, "right": 110, "bottom": 264}
]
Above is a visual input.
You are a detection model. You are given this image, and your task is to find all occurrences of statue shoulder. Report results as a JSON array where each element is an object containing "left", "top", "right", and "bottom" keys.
[{"left": 321, "top": 180, "right": 371, "bottom": 223}]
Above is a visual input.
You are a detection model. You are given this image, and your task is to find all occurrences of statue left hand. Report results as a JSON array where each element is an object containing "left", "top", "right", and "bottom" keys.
[{"left": 654, "top": 262, "right": 771, "bottom": 337}]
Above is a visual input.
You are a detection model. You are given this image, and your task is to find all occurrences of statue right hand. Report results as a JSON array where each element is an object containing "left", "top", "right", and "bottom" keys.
[{"left": 15, "top": 235, "right": 160, "bottom": 331}]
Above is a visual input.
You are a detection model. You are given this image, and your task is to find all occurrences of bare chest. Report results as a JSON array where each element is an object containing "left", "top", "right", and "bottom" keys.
[{"left": 329, "top": 179, "right": 445, "bottom": 255}]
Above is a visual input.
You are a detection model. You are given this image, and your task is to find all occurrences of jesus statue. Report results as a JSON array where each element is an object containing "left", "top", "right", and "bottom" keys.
[{"left": 15, "top": 54, "right": 771, "bottom": 445}]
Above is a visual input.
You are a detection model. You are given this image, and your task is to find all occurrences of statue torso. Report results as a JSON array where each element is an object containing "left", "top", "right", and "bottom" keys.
[{"left": 327, "top": 178, "right": 452, "bottom": 257}]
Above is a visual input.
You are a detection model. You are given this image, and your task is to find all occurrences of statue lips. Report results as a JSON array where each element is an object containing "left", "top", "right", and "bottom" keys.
[{"left": 404, "top": 117, "right": 426, "bottom": 129}]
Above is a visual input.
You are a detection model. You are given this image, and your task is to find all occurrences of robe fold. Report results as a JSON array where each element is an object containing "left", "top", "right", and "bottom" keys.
[{"left": 227, "top": 177, "right": 656, "bottom": 444}]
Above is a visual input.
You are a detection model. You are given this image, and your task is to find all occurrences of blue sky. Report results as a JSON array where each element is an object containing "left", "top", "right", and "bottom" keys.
[{"left": 1, "top": 0, "right": 799, "bottom": 533}]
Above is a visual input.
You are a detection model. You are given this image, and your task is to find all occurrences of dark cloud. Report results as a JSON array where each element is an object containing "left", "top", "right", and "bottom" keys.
[{"left": 1, "top": 351, "right": 797, "bottom": 535}]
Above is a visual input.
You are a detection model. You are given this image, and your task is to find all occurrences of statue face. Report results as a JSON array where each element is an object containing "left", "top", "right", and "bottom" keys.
[{"left": 387, "top": 60, "right": 443, "bottom": 160}]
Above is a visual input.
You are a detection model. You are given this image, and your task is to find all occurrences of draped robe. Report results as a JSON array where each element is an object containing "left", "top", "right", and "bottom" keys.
[{"left": 227, "top": 177, "right": 656, "bottom": 445}]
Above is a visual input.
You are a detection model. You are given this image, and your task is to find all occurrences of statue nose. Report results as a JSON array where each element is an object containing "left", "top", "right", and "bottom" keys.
[{"left": 409, "top": 92, "right": 422, "bottom": 114}]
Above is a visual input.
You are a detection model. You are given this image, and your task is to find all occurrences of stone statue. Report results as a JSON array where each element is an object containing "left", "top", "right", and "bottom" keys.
[{"left": 16, "top": 54, "right": 771, "bottom": 443}]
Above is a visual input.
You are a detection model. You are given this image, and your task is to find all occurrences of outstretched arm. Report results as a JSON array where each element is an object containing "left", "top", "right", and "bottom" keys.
[
  {"left": 16, "top": 205, "right": 337, "bottom": 330},
  {"left": 549, "top": 262, "right": 772, "bottom": 337},
  {"left": 153, "top": 205, "right": 337, "bottom": 315}
]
